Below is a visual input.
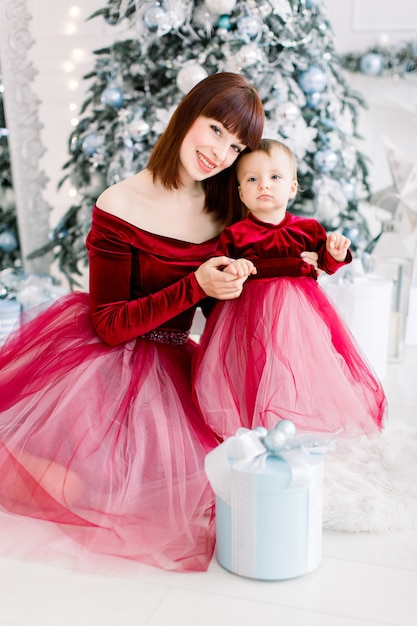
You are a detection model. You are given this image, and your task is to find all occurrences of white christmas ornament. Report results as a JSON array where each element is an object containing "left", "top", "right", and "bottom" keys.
[
  {"left": 277, "top": 101, "right": 300, "bottom": 123},
  {"left": 129, "top": 114, "right": 150, "bottom": 141},
  {"left": 166, "top": 0, "right": 188, "bottom": 29},
  {"left": 314, "top": 148, "right": 338, "bottom": 173},
  {"left": 205, "top": 0, "right": 237, "bottom": 15},
  {"left": 177, "top": 64, "right": 208, "bottom": 94},
  {"left": 236, "top": 44, "right": 264, "bottom": 68}
]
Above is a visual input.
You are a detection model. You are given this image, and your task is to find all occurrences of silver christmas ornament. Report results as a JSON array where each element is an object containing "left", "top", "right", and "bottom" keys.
[
  {"left": 143, "top": 5, "right": 170, "bottom": 34},
  {"left": 237, "top": 15, "right": 263, "bottom": 40},
  {"left": 277, "top": 101, "right": 300, "bottom": 123}
]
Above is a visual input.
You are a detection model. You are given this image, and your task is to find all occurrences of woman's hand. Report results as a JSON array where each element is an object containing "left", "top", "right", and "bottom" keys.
[
  {"left": 300, "top": 250, "right": 320, "bottom": 275},
  {"left": 195, "top": 256, "right": 251, "bottom": 300}
]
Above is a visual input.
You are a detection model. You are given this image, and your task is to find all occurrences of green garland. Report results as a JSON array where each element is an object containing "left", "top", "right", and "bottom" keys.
[{"left": 340, "top": 39, "right": 417, "bottom": 77}]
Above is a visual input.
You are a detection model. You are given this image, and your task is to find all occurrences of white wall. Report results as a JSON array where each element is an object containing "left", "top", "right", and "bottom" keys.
[{"left": 325, "top": 0, "right": 417, "bottom": 52}]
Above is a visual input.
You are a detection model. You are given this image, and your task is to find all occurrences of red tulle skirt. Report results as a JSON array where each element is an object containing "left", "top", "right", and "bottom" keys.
[
  {"left": 0, "top": 292, "right": 218, "bottom": 571},
  {"left": 194, "top": 277, "right": 387, "bottom": 439}
]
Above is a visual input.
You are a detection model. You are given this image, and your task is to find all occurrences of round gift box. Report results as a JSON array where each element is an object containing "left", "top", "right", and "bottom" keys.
[{"left": 215, "top": 453, "right": 324, "bottom": 580}]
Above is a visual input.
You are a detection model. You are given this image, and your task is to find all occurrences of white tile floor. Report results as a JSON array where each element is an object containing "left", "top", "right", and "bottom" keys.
[{"left": 0, "top": 347, "right": 416, "bottom": 626}]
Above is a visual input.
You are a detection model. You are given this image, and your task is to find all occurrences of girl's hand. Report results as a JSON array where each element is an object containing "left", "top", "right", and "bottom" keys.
[
  {"left": 326, "top": 233, "right": 351, "bottom": 261},
  {"left": 222, "top": 258, "right": 257, "bottom": 278},
  {"left": 195, "top": 256, "right": 251, "bottom": 300},
  {"left": 300, "top": 250, "right": 321, "bottom": 276}
]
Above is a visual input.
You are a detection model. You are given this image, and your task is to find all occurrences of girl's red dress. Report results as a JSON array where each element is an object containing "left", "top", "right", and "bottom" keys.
[
  {"left": 194, "top": 213, "right": 387, "bottom": 440},
  {"left": 0, "top": 207, "right": 220, "bottom": 572}
]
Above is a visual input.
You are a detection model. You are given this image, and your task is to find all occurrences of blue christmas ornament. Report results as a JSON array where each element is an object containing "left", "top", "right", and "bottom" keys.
[
  {"left": 298, "top": 65, "right": 327, "bottom": 94},
  {"left": 306, "top": 0, "right": 322, "bottom": 7},
  {"left": 81, "top": 132, "right": 104, "bottom": 156},
  {"left": 217, "top": 14, "right": 232, "bottom": 30},
  {"left": 313, "top": 149, "right": 338, "bottom": 173},
  {"left": 100, "top": 85, "right": 124, "bottom": 108},
  {"left": 0, "top": 229, "right": 18, "bottom": 253},
  {"left": 104, "top": 13, "right": 119, "bottom": 26},
  {"left": 342, "top": 226, "right": 360, "bottom": 247},
  {"left": 359, "top": 52, "right": 383, "bottom": 76},
  {"left": 57, "top": 228, "right": 69, "bottom": 240}
]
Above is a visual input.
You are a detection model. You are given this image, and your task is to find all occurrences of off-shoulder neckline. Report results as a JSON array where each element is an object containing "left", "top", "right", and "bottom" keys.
[{"left": 93, "top": 205, "right": 220, "bottom": 246}]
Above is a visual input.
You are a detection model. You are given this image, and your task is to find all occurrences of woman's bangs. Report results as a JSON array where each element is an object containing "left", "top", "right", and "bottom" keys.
[{"left": 203, "top": 94, "right": 264, "bottom": 150}]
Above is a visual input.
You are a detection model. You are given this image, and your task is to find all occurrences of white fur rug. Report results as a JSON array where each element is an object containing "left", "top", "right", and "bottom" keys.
[{"left": 322, "top": 421, "right": 417, "bottom": 532}]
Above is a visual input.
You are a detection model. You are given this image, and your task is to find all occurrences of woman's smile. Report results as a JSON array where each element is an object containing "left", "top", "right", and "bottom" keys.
[{"left": 197, "top": 150, "right": 216, "bottom": 171}]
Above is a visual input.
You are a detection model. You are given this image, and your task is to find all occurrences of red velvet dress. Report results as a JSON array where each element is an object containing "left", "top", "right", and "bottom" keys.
[
  {"left": 194, "top": 212, "right": 387, "bottom": 439},
  {"left": 0, "top": 206, "right": 220, "bottom": 572}
]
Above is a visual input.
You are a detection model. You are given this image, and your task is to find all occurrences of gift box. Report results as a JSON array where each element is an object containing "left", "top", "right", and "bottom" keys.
[
  {"left": 320, "top": 272, "right": 392, "bottom": 379},
  {"left": 0, "top": 270, "right": 69, "bottom": 343},
  {"left": 205, "top": 424, "right": 326, "bottom": 581}
]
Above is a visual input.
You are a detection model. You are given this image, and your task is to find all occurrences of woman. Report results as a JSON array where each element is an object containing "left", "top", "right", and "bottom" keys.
[{"left": 0, "top": 73, "right": 316, "bottom": 572}]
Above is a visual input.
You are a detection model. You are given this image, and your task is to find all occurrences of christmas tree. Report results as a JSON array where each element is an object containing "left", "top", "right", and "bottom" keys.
[
  {"left": 38, "top": 0, "right": 373, "bottom": 285},
  {"left": 0, "top": 75, "right": 21, "bottom": 272}
]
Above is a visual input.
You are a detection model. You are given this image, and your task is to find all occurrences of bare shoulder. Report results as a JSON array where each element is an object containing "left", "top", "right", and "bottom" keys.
[{"left": 96, "top": 171, "right": 149, "bottom": 221}]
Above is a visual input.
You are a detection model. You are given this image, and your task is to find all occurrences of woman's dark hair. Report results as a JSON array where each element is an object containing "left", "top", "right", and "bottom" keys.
[{"left": 147, "top": 72, "right": 264, "bottom": 225}]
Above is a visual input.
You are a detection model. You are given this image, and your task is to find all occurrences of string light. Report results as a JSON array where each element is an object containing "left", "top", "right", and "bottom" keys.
[
  {"left": 67, "top": 79, "right": 79, "bottom": 91},
  {"left": 63, "top": 5, "right": 85, "bottom": 205},
  {"left": 65, "top": 22, "right": 77, "bottom": 36},
  {"left": 72, "top": 48, "right": 86, "bottom": 63},
  {"left": 62, "top": 61, "right": 75, "bottom": 73},
  {"left": 69, "top": 6, "right": 81, "bottom": 19}
]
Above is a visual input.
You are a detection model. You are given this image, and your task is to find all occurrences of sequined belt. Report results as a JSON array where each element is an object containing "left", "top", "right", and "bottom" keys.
[{"left": 140, "top": 329, "right": 190, "bottom": 345}]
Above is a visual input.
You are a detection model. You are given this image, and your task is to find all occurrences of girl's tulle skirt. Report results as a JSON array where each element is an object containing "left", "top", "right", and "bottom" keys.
[
  {"left": 0, "top": 292, "right": 217, "bottom": 572},
  {"left": 194, "top": 277, "right": 387, "bottom": 439}
]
